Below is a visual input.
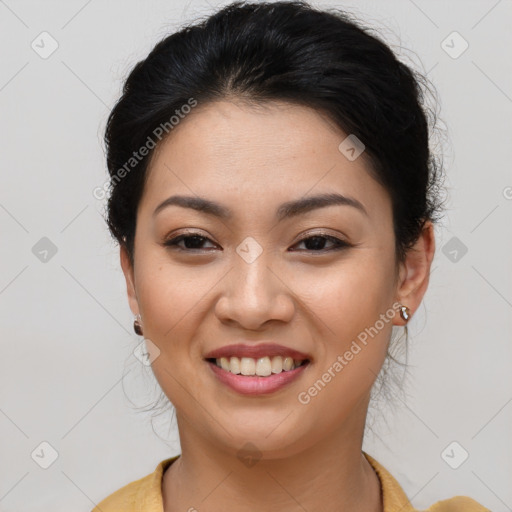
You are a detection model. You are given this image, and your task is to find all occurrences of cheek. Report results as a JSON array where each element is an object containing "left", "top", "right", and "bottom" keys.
[
  {"left": 135, "top": 258, "right": 211, "bottom": 409},
  {"left": 134, "top": 253, "right": 213, "bottom": 353},
  {"left": 292, "top": 253, "right": 395, "bottom": 341},
  {"left": 296, "top": 266, "right": 394, "bottom": 422},
  {"left": 294, "top": 256, "right": 396, "bottom": 413}
]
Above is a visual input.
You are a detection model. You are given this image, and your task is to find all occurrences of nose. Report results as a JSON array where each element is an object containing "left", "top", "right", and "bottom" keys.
[{"left": 214, "top": 253, "right": 295, "bottom": 330}]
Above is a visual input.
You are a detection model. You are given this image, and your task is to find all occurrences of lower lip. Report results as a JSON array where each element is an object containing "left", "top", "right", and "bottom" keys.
[{"left": 207, "top": 360, "right": 310, "bottom": 395}]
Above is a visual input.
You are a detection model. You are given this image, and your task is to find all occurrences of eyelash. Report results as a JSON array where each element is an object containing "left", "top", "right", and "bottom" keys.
[{"left": 163, "top": 232, "right": 351, "bottom": 253}]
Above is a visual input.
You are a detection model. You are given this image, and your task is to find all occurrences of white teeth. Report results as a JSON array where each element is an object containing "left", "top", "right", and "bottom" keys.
[
  {"left": 271, "top": 356, "right": 283, "bottom": 374},
  {"left": 213, "top": 355, "right": 307, "bottom": 376},
  {"left": 240, "top": 357, "right": 256, "bottom": 375},
  {"left": 256, "top": 357, "right": 272, "bottom": 377},
  {"left": 229, "top": 356, "right": 241, "bottom": 374}
]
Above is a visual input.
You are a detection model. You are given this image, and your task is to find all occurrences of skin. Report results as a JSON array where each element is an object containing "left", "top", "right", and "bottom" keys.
[{"left": 120, "top": 99, "right": 435, "bottom": 512}]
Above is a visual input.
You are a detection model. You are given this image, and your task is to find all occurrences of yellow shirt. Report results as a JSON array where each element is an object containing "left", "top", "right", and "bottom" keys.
[{"left": 92, "top": 451, "right": 490, "bottom": 511}]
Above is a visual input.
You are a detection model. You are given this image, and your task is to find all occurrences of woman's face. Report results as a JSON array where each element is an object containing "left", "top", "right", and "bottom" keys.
[{"left": 121, "top": 100, "right": 427, "bottom": 459}]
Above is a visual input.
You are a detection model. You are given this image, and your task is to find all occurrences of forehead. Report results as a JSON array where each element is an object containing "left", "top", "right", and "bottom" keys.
[{"left": 140, "top": 100, "right": 392, "bottom": 223}]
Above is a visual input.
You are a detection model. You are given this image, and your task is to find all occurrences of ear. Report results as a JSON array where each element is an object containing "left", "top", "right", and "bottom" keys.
[
  {"left": 394, "top": 221, "right": 436, "bottom": 325},
  {"left": 120, "top": 244, "right": 140, "bottom": 317}
]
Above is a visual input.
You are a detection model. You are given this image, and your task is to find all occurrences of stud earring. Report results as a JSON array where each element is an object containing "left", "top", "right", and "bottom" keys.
[
  {"left": 399, "top": 305, "right": 411, "bottom": 322},
  {"left": 133, "top": 314, "right": 143, "bottom": 336}
]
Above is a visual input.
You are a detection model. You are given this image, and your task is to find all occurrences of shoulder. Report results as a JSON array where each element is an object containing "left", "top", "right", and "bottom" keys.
[
  {"left": 91, "top": 471, "right": 154, "bottom": 512},
  {"left": 425, "top": 495, "right": 491, "bottom": 511},
  {"left": 362, "top": 452, "right": 490, "bottom": 512},
  {"left": 91, "top": 456, "right": 179, "bottom": 512}
]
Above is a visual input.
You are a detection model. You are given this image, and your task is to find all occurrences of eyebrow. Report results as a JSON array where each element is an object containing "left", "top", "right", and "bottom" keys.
[{"left": 152, "top": 192, "right": 368, "bottom": 220}]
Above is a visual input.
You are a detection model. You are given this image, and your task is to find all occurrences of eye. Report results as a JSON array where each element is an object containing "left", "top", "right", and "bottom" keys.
[
  {"left": 163, "top": 232, "right": 351, "bottom": 253},
  {"left": 163, "top": 233, "right": 218, "bottom": 251},
  {"left": 290, "top": 234, "right": 350, "bottom": 252}
]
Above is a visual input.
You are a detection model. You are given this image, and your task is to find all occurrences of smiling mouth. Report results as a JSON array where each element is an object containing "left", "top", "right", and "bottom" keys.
[{"left": 205, "top": 356, "right": 310, "bottom": 377}]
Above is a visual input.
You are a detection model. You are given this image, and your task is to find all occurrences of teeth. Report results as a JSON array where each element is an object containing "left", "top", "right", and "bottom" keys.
[
  {"left": 256, "top": 357, "right": 272, "bottom": 377},
  {"left": 229, "top": 356, "right": 241, "bottom": 374},
  {"left": 240, "top": 357, "right": 256, "bottom": 375},
  {"left": 271, "top": 356, "right": 283, "bottom": 374},
  {"left": 213, "top": 355, "right": 307, "bottom": 376},
  {"left": 283, "top": 356, "right": 293, "bottom": 371}
]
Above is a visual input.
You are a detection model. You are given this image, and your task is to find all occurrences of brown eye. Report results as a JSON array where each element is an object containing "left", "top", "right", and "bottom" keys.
[
  {"left": 291, "top": 235, "right": 350, "bottom": 252},
  {"left": 164, "top": 234, "right": 217, "bottom": 251}
]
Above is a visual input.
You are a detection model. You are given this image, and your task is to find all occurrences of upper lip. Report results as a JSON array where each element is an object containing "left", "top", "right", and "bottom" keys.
[{"left": 204, "top": 343, "right": 311, "bottom": 361}]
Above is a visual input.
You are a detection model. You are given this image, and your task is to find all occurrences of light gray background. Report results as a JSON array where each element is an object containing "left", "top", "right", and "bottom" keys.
[{"left": 1, "top": 0, "right": 511, "bottom": 510}]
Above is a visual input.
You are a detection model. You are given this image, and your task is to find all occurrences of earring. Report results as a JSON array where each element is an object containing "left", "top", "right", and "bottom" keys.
[
  {"left": 399, "top": 305, "right": 411, "bottom": 322},
  {"left": 133, "top": 314, "right": 143, "bottom": 336}
]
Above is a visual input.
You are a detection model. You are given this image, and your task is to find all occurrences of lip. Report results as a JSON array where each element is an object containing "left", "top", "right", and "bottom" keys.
[
  {"left": 207, "top": 359, "right": 310, "bottom": 395},
  {"left": 203, "top": 343, "right": 311, "bottom": 361}
]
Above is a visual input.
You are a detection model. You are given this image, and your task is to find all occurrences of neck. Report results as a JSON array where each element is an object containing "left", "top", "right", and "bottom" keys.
[{"left": 162, "top": 407, "right": 382, "bottom": 512}]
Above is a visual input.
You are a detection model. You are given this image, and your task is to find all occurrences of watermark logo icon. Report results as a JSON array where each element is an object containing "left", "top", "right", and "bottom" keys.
[
  {"left": 31, "top": 32, "right": 59, "bottom": 59},
  {"left": 441, "top": 31, "right": 469, "bottom": 59},
  {"left": 236, "top": 237, "right": 263, "bottom": 264},
  {"left": 31, "top": 441, "right": 59, "bottom": 469},
  {"left": 338, "top": 134, "right": 365, "bottom": 161},
  {"left": 441, "top": 441, "right": 469, "bottom": 469},
  {"left": 133, "top": 338, "right": 161, "bottom": 366},
  {"left": 237, "top": 442, "right": 262, "bottom": 468},
  {"left": 442, "top": 236, "right": 468, "bottom": 263},
  {"left": 32, "top": 237, "right": 58, "bottom": 263}
]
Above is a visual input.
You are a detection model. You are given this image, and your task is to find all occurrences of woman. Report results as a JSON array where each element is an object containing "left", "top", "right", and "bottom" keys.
[{"left": 93, "top": 1, "right": 490, "bottom": 510}]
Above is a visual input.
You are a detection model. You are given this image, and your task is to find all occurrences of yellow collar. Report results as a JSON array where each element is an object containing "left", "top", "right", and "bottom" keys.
[
  {"left": 94, "top": 451, "right": 488, "bottom": 512},
  {"left": 129, "top": 451, "right": 414, "bottom": 511}
]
